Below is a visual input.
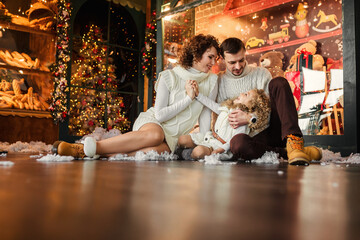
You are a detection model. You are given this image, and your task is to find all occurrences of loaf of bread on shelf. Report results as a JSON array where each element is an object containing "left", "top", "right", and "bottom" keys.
[
  {"left": 29, "top": 16, "right": 54, "bottom": 28},
  {"left": 0, "top": 49, "right": 45, "bottom": 70},
  {"left": 0, "top": 80, "right": 11, "bottom": 91},
  {"left": 0, "top": 79, "right": 49, "bottom": 111},
  {"left": 0, "top": 50, "right": 7, "bottom": 63},
  {"left": 34, "top": 58, "right": 40, "bottom": 69},
  {"left": 0, "top": 50, "right": 25, "bottom": 68},
  {"left": 12, "top": 79, "right": 22, "bottom": 95},
  {"left": 9, "top": 14, "right": 30, "bottom": 26},
  {"left": 21, "top": 53, "right": 34, "bottom": 65}
]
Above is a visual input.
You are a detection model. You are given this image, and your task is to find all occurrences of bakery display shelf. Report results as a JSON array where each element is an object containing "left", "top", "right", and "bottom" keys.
[
  {"left": 0, "top": 20, "right": 56, "bottom": 37},
  {"left": 0, "top": 108, "right": 51, "bottom": 118},
  {"left": 0, "top": 64, "right": 51, "bottom": 76}
]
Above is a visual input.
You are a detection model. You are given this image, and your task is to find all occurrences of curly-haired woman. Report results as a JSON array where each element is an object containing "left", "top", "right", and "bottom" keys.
[{"left": 54, "top": 34, "right": 220, "bottom": 158}]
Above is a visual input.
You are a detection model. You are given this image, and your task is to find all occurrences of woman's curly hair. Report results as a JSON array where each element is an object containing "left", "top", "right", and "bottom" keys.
[
  {"left": 178, "top": 34, "right": 220, "bottom": 69},
  {"left": 222, "top": 89, "right": 271, "bottom": 131}
]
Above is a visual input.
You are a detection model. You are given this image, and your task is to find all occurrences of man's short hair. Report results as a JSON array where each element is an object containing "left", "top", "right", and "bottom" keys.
[{"left": 220, "top": 38, "right": 245, "bottom": 58}]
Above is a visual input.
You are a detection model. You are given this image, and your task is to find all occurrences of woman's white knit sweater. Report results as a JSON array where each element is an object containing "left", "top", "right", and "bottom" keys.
[{"left": 133, "top": 66, "right": 218, "bottom": 152}]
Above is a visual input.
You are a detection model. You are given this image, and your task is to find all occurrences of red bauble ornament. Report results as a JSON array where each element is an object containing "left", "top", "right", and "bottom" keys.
[
  {"left": 61, "top": 111, "right": 67, "bottom": 118},
  {"left": 88, "top": 120, "right": 94, "bottom": 126}
]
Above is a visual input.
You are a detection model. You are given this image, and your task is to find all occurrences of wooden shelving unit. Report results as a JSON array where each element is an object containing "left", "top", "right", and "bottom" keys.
[
  {"left": 0, "top": 20, "right": 56, "bottom": 37},
  {"left": 0, "top": 10, "right": 57, "bottom": 142},
  {"left": 0, "top": 63, "right": 51, "bottom": 76}
]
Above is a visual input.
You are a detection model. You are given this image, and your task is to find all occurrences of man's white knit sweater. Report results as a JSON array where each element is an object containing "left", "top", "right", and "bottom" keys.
[{"left": 217, "top": 63, "right": 272, "bottom": 103}]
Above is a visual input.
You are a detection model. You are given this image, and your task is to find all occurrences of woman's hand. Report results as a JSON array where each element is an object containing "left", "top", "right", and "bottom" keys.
[
  {"left": 185, "top": 80, "right": 196, "bottom": 100},
  {"left": 191, "top": 81, "right": 199, "bottom": 97},
  {"left": 228, "top": 110, "right": 251, "bottom": 129},
  {"left": 212, "top": 148, "right": 225, "bottom": 154}
]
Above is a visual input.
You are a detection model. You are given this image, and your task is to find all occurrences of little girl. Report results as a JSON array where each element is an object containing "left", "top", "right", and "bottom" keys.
[{"left": 177, "top": 87, "right": 271, "bottom": 160}]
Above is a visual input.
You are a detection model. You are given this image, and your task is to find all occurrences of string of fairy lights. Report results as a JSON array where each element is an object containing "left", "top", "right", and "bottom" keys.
[
  {"left": 50, "top": 0, "right": 71, "bottom": 122},
  {"left": 141, "top": 10, "right": 157, "bottom": 77}
]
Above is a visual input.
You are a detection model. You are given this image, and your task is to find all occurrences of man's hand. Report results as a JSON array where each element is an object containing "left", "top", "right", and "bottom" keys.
[
  {"left": 212, "top": 148, "right": 225, "bottom": 154},
  {"left": 228, "top": 109, "right": 251, "bottom": 129}
]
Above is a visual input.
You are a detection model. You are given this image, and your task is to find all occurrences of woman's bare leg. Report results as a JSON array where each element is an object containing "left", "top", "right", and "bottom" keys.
[
  {"left": 177, "top": 135, "right": 197, "bottom": 148},
  {"left": 191, "top": 145, "right": 212, "bottom": 159},
  {"left": 96, "top": 123, "right": 165, "bottom": 155}
]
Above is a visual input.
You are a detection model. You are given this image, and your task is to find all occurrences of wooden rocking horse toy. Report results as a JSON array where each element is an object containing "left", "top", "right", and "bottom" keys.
[{"left": 316, "top": 10, "right": 338, "bottom": 28}]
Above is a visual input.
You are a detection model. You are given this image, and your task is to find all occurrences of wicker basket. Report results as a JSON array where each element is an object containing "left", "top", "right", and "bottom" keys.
[{"left": 26, "top": 2, "right": 54, "bottom": 22}]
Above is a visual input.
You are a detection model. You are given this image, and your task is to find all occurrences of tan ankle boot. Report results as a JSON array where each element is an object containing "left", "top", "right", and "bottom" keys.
[
  {"left": 51, "top": 140, "right": 63, "bottom": 154},
  {"left": 303, "top": 146, "right": 322, "bottom": 161},
  {"left": 57, "top": 142, "right": 85, "bottom": 159},
  {"left": 286, "top": 135, "right": 310, "bottom": 165}
]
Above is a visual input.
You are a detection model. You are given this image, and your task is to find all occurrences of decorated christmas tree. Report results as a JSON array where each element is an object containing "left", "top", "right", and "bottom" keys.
[{"left": 69, "top": 25, "right": 130, "bottom": 136}]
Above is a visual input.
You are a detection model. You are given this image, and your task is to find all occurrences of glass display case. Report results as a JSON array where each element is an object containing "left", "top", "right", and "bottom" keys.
[
  {"left": 0, "top": 0, "right": 55, "bottom": 117},
  {"left": 0, "top": 0, "right": 58, "bottom": 143}
]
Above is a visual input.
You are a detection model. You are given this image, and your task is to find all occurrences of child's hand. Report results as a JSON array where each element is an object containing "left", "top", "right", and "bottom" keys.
[{"left": 212, "top": 148, "right": 225, "bottom": 154}]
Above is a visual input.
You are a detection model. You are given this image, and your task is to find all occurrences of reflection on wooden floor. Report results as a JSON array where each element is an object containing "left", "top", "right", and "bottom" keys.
[{"left": 0, "top": 153, "right": 360, "bottom": 240}]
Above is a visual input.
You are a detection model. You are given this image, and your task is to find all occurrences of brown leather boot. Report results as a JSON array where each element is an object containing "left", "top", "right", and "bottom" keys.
[
  {"left": 57, "top": 142, "right": 85, "bottom": 159},
  {"left": 51, "top": 140, "right": 63, "bottom": 154},
  {"left": 303, "top": 146, "right": 322, "bottom": 161},
  {"left": 286, "top": 135, "right": 310, "bottom": 165}
]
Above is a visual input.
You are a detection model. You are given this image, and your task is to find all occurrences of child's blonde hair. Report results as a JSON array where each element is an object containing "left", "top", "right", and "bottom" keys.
[{"left": 221, "top": 89, "right": 271, "bottom": 131}]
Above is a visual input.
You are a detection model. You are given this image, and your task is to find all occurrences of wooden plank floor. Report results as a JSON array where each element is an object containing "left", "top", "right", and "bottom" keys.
[{"left": 1, "top": 153, "right": 360, "bottom": 240}]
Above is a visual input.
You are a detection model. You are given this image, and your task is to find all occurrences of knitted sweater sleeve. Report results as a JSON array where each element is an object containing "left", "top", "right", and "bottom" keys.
[
  {"left": 195, "top": 93, "right": 220, "bottom": 115},
  {"left": 198, "top": 79, "right": 218, "bottom": 133}
]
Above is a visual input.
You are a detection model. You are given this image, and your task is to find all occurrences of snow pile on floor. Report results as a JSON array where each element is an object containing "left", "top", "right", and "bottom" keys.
[
  {"left": 320, "top": 149, "right": 344, "bottom": 162},
  {"left": 251, "top": 151, "right": 280, "bottom": 164},
  {"left": 109, "top": 150, "right": 177, "bottom": 161},
  {"left": 36, "top": 154, "right": 74, "bottom": 162},
  {"left": 317, "top": 149, "right": 360, "bottom": 165},
  {"left": 343, "top": 153, "right": 360, "bottom": 164},
  {"left": 0, "top": 141, "right": 52, "bottom": 153},
  {"left": 202, "top": 154, "right": 222, "bottom": 165},
  {"left": 0, "top": 161, "right": 14, "bottom": 166},
  {"left": 200, "top": 154, "right": 237, "bottom": 165},
  {"left": 78, "top": 127, "right": 121, "bottom": 143}
]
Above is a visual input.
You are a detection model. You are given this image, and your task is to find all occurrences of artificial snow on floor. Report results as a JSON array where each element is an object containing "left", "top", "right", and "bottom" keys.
[
  {"left": 0, "top": 161, "right": 14, "bottom": 166},
  {"left": 0, "top": 141, "right": 52, "bottom": 153},
  {"left": 109, "top": 150, "right": 178, "bottom": 161},
  {"left": 343, "top": 153, "right": 360, "bottom": 164},
  {"left": 77, "top": 127, "right": 122, "bottom": 143},
  {"left": 36, "top": 154, "right": 74, "bottom": 162},
  {"left": 251, "top": 151, "right": 280, "bottom": 164},
  {"left": 198, "top": 154, "right": 237, "bottom": 165}
]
